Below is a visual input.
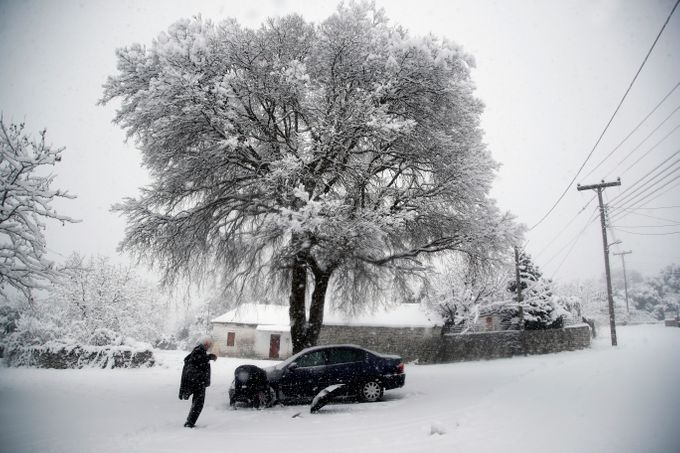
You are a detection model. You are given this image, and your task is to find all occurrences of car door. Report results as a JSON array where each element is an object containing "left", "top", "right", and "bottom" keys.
[
  {"left": 325, "top": 347, "right": 366, "bottom": 389},
  {"left": 279, "top": 349, "right": 328, "bottom": 400}
]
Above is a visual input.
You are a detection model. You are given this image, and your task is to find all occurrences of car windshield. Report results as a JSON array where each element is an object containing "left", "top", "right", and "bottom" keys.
[{"left": 275, "top": 349, "right": 309, "bottom": 370}]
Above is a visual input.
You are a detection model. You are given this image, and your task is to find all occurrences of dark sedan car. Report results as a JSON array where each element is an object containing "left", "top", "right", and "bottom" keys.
[{"left": 264, "top": 344, "right": 405, "bottom": 404}]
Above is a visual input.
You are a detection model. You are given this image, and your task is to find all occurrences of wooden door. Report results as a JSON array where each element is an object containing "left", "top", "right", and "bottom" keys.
[{"left": 269, "top": 334, "right": 281, "bottom": 359}]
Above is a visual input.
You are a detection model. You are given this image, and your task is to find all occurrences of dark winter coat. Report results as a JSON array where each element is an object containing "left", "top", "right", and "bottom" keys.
[{"left": 179, "top": 344, "right": 215, "bottom": 400}]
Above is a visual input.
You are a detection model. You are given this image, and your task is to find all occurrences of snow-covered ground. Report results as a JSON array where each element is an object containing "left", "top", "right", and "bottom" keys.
[{"left": 1, "top": 324, "right": 678, "bottom": 453}]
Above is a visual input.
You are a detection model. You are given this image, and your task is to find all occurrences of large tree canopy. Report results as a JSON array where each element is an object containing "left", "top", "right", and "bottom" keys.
[{"left": 101, "top": 3, "right": 520, "bottom": 351}]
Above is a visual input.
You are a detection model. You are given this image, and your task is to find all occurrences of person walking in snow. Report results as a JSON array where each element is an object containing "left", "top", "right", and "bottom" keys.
[{"left": 179, "top": 335, "right": 217, "bottom": 428}]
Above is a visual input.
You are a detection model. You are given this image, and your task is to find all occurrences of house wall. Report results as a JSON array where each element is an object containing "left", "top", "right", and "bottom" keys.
[
  {"left": 212, "top": 323, "right": 257, "bottom": 358},
  {"left": 254, "top": 330, "right": 293, "bottom": 359}
]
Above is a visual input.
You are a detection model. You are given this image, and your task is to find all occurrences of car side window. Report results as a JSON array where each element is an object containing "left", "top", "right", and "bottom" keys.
[
  {"left": 327, "top": 348, "right": 364, "bottom": 365},
  {"left": 295, "top": 351, "right": 326, "bottom": 368}
]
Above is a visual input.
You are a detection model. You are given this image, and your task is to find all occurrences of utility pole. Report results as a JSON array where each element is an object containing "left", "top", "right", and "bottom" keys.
[
  {"left": 514, "top": 246, "right": 524, "bottom": 329},
  {"left": 613, "top": 250, "right": 632, "bottom": 314},
  {"left": 577, "top": 178, "right": 621, "bottom": 346},
  {"left": 514, "top": 246, "right": 523, "bottom": 303}
]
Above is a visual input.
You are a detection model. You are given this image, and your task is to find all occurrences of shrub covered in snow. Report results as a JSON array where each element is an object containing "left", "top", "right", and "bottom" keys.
[
  {"left": 1, "top": 254, "right": 166, "bottom": 367},
  {"left": 153, "top": 335, "right": 178, "bottom": 350}
]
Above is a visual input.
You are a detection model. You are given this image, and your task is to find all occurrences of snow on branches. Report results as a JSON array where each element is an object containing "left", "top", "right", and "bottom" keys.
[
  {"left": 101, "top": 2, "right": 522, "bottom": 351},
  {"left": 0, "top": 117, "right": 76, "bottom": 301},
  {"left": 5, "top": 254, "right": 165, "bottom": 351}
]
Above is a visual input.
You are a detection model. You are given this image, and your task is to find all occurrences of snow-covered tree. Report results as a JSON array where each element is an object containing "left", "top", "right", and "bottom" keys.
[
  {"left": 101, "top": 3, "right": 520, "bottom": 352},
  {"left": 0, "top": 117, "right": 76, "bottom": 301},
  {"left": 630, "top": 263, "right": 680, "bottom": 320},
  {"left": 50, "top": 254, "right": 165, "bottom": 343},
  {"left": 507, "top": 251, "right": 566, "bottom": 329},
  {"left": 427, "top": 259, "right": 510, "bottom": 334},
  {"left": 651, "top": 263, "right": 679, "bottom": 318}
]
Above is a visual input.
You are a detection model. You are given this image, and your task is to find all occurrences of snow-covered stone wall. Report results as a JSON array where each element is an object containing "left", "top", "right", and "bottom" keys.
[
  {"left": 317, "top": 324, "right": 592, "bottom": 363},
  {"left": 6, "top": 343, "right": 155, "bottom": 369},
  {"left": 318, "top": 325, "right": 439, "bottom": 362}
]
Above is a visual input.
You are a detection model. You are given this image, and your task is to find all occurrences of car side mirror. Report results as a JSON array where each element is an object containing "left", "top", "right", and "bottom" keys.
[{"left": 287, "top": 362, "right": 299, "bottom": 372}]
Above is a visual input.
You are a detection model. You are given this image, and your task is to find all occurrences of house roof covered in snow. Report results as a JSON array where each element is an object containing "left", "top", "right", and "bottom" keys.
[{"left": 211, "top": 303, "right": 438, "bottom": 328}]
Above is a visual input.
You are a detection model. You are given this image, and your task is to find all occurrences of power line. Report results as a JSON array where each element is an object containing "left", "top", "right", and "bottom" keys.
[
  {"left": 528, "top": 0, "right": 680, "bottom": 231},
  {"left": 610, "top": 173, "right": 680, "bottom": 222},
  {"left": 621, "top": 179, "right": 680, "bottom": 211},
  {"left": 534, "top": 194, "right": 597, "bottom": 258},
  {"left": 610, "top": 107, "right": 680, "bottom": 175},
  {"left": 613, "top": 159, "right": 680, "bottom": 209},
  {"left": 613, "top": 228, "right": 680, "bottom": 236},
  {"left": 620, "top": 123, "right": 680, "bottom": 176},
  {"left": 542, "top": 209, "right": 599, "bottom": 268},
  {"left": 619, "top": 205, "right": 680, "bottom": 210},
  {"left": 583, "top": 81, "right": 680, "bottom": 180},
  {"left": 612, "top": 170, "right": 680, "bottom": 211},
  {"left": 612, "top": 169, "right": 680, "bottom": 217},
  {"left": 549, "top": 231, "right": 586, "bottom": 279},
  {"left": 609, "top": 149, "right": 680, "bottom": 204},
  {"left": 611, "top": 224, "right": 680, "bottom": 228},
  {"left": 611, "top": 207, "right": 680, "bottom": 224}
]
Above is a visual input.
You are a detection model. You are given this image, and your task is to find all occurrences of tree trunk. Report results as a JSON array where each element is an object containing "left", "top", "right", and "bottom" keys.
[
  {"left": 289, "top": 255, "right": 308, "bottom": 354},
  {"left": 306, "top": 269, "right": 331, "bottom": 349}
]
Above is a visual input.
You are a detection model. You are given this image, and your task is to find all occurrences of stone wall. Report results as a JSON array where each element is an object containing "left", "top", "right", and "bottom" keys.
[
  {"left": 318, "top": 325, "right": 440, "bottom": 361},
  {"left": 317, "top": 324, "right": 592, "bottom": 364},
  {"left": 6, "top": 344, "right": 155, "bottom": 369}
]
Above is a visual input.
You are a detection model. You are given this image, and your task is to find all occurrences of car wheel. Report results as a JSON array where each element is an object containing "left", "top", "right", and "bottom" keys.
[{"left": 359, "top": 380, "right": 383, "bottom": 402}]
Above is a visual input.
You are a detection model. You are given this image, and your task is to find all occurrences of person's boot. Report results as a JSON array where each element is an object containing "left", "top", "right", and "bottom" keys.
[{"left": 184, "top": 422, "right": 195, "bottom": 428}]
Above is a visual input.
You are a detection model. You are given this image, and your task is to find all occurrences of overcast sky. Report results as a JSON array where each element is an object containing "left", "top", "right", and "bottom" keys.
[{"left": 1, "top": 0, "right": 679, "bottom": 285}]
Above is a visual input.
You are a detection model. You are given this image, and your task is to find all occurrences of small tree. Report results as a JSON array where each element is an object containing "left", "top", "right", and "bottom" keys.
[{"left": 0, "top": 117, "right": 76, "bottom": 301}]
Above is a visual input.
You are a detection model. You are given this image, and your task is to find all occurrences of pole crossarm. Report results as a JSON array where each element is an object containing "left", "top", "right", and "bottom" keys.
[{"left": 577, "top": 178, "right": 622, "bottom": 192}]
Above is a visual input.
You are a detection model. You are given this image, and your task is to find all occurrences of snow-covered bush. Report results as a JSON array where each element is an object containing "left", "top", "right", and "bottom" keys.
[
  {"left": 0, "top": 304, "right": 20, "bottom": 336},
  {"left": 3, "top": 254, "right": 166, "bottom": 367},
  {"left": 425, "top": 260, "right": 509, "bottom": 333},
  {"left": 153, "top": 335, "right": 178, "bottom": 350},
  {"left": 88, "top": 328, "right": 124, "bottom": 347},
  {"left": 46, "top": 254, "right": 165, "bottom": 344}
]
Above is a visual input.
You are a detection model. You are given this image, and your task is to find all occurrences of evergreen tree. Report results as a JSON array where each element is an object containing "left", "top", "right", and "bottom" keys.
[{"left": 507, "top": 251, "right": 564, "bottom": 330}]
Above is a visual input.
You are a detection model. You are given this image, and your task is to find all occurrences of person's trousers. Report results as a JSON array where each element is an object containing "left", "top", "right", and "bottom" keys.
[{"left": 186, "top": 387, "right": 206, "bottom": 425}]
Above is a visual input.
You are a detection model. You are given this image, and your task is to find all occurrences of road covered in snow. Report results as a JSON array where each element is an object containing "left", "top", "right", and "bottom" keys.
[{"left": 1, "top": 324, "right": 678, "bottom": 453}]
